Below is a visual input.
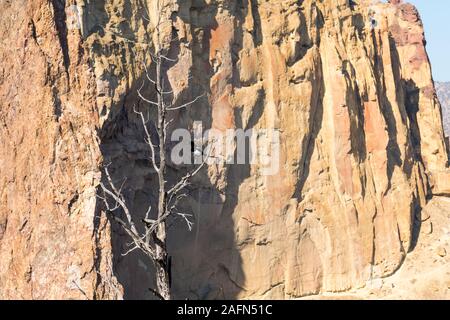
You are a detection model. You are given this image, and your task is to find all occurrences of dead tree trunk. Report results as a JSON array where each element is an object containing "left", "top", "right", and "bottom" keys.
[
  {"left": 98, "top": 0, "right": 208, "bottom": 300},
  {"left": 154, "top": 19, "right": 170, "bottom": 299}
]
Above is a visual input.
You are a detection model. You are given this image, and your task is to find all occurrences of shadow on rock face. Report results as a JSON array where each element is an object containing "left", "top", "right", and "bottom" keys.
[{"left": 93, "top": 0, "right": 248, "bottom": 300}]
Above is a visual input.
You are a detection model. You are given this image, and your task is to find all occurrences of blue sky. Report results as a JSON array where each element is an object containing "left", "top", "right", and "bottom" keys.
[{"left": 408, "top": 0, "right": 450, "bottom": 82}]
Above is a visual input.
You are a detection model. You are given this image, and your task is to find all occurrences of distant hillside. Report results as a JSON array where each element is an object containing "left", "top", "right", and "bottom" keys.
[{"left": 436, "top": 82, "right": 450, "bottom": 137}]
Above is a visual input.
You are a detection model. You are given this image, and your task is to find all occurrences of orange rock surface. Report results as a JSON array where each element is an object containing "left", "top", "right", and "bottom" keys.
[{"left": 0, "top": 0, "right": 448, "bottom": 299}]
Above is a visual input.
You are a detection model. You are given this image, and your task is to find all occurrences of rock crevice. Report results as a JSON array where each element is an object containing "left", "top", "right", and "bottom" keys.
[{"left": 0, "top": 0, "right": 448, "bottom": 299}]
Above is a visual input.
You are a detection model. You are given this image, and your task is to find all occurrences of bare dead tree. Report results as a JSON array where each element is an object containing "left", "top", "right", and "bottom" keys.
[{"left": 98, "top": 0, "right": 209, "bottom": 300}]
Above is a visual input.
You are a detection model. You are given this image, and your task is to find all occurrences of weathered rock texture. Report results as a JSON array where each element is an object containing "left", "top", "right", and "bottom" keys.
[
  {"left": 302, "top": 196, "right": 450, "bottom": 300},
  {"left": 436, "top": 82, "right": 450, "bottom": 138},
  {"left": 0, "top": 0, "right": 449, "bottom": 299}
]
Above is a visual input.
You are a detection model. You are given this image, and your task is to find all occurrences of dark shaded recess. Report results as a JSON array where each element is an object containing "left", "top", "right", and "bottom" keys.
[
  {"left": 387, "top": 34, "right": 430, "bottom": 252},
  {"left": 403, "top": 81, "right": 422, "bottom": 163},
  {"left": 445, "top": 138, "right": 450, "bottom": 163},
  {"left": 349, "top": 0, "right": 357, "bottom": 10},
  {"left": 312, "top": 2, "right": 325, "bottom": 42},
  {"left": 287, "top": 1, "right": 324, "bottom": 68},
  {"left": 292, "top": 5, "right": 325, "bottom": 200},
  {"left": 403, "top": 78, "right": 431, "bottom": 252},
  {"left": 91, "top": 0, "right": 249, "bottom": 300},
  {"left": 387, "top": 35, "right": 419, "bottom": 180},
  {"left": 51, "top": 0, "right": 70, "bottom": 71},
  {"left": 408, "top": 193, "right": 422, "bottom": 252},
  {"left": 367, "top": 30, "right": 402, "bottom": 189},
  {"left": 352, "top": 13, "right": 366, "bottom": 40},
  {"left": 341, "top": 60, "right": 368, "bottom": 201},
  {"left": 172, "top": 0, "right": 247, "bottom": 300},
  {"left": 249, "top": 0, "right": 263, "bottom": 47},
  {"left": 287, "top": 2, "right": 313, "bottom": 67},
  {"left": 370, "top": 30, "right": 427, "bottom": 252},
  {"left": 52, "top": 87, "right": 63, "bottom": 119},
  {"left": 233, "top": 0, "right": 263, "bottom": 87},
  {"left": 292, "top": 66, "right": 325, "bottom": 200},
  {"left": 342, "top": 60, "right": 367, "bottom": 164}
]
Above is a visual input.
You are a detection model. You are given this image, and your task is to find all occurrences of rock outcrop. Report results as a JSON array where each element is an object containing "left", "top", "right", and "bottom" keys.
[
  {"left": 436, "top": 82, "right": 450, "bottom": 138},
  {"left": 0, "top": 0, "right": 448, "bottom": 299}
]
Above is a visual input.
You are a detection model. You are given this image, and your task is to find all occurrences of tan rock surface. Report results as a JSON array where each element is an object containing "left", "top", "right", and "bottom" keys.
[
  {"left": 0, "top": 0, "right": 120, "bottom": 299},
  {"left": 0, "top": 0, "right": 448, "bottom": 299},
  {"left": 302, "top": 196, "right": 450, "bottom": 300}
]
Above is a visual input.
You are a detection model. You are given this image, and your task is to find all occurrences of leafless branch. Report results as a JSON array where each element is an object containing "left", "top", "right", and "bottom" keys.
[
  {"left": 122, "top": 244, "right": 140, "bottom": 256},
  {"left": 99, "top": 0, "right": 209, "bottom": 300},
  {"left": 144, "top": 205, "right": 152, "bottom": 220},
  {"left": 175, "top": 212, "right": 194, "bottom": 231},
  {"left": 99, "top": 167, "right": 157, "bottom": 259},
  {"left": 160, "top": 54, "right": 177, "bottom": 62},
  {"left": 166, "top": 93, "right": 206, "bottom": 111},
  {"left": 167, "top": 143, "right": 213, "bottom": 196},
  {"left": 133, "top": 105, "right": 160, "bottom": 173},
  {"left": 100, "top": 180, "right": 136, "bottom": 234},
  {"left": 143, "top": 61, "right": 156, "bottom": 85},
  {"left": 109, "top": 213, "right": 156, "bottom": 259},
  {"left": 137, "top": 81, "right": 159, "bottom": 107}
]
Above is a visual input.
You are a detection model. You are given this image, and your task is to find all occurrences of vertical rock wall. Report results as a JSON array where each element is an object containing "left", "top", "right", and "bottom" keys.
[{"left": 0, "top": 0, "right": 448, "bottom": 299}]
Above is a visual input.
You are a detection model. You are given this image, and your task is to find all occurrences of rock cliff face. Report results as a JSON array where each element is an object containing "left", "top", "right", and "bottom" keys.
[
  {"left": 0, "top": 0, "right": 448, "bottom": 299},
  {"left": 436, "top": 82, "right": 450, "bottom": 138}
]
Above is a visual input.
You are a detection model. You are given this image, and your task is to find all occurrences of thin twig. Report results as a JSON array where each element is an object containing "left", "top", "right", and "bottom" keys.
[{"left": 167, "top": 93, "right": 206, "bottom": 111}]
